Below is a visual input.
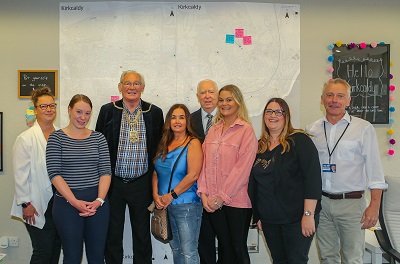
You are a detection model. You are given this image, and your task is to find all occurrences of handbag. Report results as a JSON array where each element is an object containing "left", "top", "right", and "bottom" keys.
[{"left": 150, "top": 138, "right": 192, "bottom": 243}]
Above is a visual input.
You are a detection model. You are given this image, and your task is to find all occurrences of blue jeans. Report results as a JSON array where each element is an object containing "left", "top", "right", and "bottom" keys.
[{"left": 168, "top": 202, "right": 202, "bottom": 264}]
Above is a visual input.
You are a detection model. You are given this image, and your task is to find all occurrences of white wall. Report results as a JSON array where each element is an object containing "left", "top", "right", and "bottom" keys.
[{"left": 0, "top": 0, "right": 399, "bottom": 263}]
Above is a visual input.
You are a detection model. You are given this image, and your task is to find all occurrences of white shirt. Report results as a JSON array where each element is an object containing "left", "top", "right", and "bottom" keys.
[
  {"left": 307, "top": 112, "right": 387, "bottom": 193},
  {"left": 10, "top": 121, "right": 56, "bottom": 229},
  {"left": 201, "top": 108, "right": 217, "bottom": 133}
]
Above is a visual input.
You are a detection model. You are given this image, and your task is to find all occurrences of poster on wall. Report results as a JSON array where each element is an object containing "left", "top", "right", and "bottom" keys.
[
  {"left": 60, "top": 2, "right": 301, "bottom": 263},
  {"left": 332, "top": 44, "right": 390, "bottom": 124},
  {"left": 59, "top": 2, "right": 301, "bottom": 129}
]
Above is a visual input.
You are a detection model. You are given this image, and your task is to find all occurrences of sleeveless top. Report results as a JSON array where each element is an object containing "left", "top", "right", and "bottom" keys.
[{"left": 154, "top": 145, "right": 200, "bottom": 205}]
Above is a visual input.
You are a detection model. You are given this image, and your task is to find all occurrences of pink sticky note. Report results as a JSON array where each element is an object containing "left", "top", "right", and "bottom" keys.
[
  {"left": 243, "top": 36, "right": 252, "bottom": 45},
  {"left": 111, "top": 95, "right": 120, "bottom": 102},
  {"left": 235, "top": 28, "right": 244, "bottom": 38}
]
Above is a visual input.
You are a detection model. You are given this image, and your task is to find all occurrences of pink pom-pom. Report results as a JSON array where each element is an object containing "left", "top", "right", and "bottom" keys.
[
  {"left": 359, "top": 42, "right": 367, "bottom": 49},
  {"left": 389, "top": 95, "right": 395, "bottom": 101},
  {"left": 370, "top": 42, "right": 378, "bottom": 48},
  {"left": 327, "top": 66, "right": 334, "bottom": 73},
  {"left": 389, "top": 85, "right": 396, "bottom": 91},
  {"left": 388, "top": 149, "right": 395, "bottom": 156}
]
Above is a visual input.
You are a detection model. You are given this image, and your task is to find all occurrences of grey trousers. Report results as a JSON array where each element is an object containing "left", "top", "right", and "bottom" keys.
[{"left": 317, "top": 195, "right": 366, "bottom": 264}]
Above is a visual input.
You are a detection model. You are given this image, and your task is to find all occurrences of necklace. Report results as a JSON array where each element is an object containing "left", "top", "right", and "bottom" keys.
[
  {"left": 269, "top": 137, "right": 279, "bottom": 144},
  {"left": 125, "top": 108, "right": 142, "bottom": 143}
]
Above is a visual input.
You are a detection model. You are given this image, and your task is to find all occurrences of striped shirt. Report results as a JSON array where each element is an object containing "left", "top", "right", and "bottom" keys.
[{"left": 46, "top": 129, "right": 112, "bottom": 190}]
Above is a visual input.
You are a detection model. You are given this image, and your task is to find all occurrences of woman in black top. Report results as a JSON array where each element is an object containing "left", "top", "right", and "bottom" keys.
[{"left": 248, "top": 98, "right": 321, "bottom": 264}]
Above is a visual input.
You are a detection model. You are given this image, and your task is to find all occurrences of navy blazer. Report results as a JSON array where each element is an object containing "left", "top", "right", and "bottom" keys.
[
  {"left": 190, "top": 108, "right": 205, "bottom": 143},
  {"left": 95, "top": 99, "right": 164, "bottom": 176}
]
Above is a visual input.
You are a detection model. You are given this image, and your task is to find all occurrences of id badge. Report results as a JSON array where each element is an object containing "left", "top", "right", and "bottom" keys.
[{"left": 322, "top": 163, "right": 336, "bottom": 173}]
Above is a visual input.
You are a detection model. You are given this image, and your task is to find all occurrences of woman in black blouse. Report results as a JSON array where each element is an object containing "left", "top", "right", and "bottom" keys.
[{"left": 248, "top": 98, "right": 321, "bottom": 264}]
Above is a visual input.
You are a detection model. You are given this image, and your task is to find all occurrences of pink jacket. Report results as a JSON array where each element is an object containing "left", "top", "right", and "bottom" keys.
[{"left": 197, "top": 118, "right": 258, "bottom": 208}]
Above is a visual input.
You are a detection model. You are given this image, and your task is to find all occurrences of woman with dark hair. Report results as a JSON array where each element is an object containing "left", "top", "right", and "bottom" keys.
[
  {"left": 11, "top": 87, "right": 61, "bottom": 263},
  {"left": 152, "top": 103, "right": 203, "bottom": 264},
  {"left": 248, "top": 97, "right": 322, "bottom": 264},
  {"left": 197, "top": 85, "right": 258, "bottom": 264},
  {"left": 46, "top": 94, "right": 112, "bottom": 263}
]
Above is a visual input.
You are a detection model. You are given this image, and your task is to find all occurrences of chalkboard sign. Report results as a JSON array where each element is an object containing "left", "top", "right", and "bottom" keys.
[
  {"left": 332, "top": 44, "right": 390, "bottom": 124},
  {"left": 18, "top": 70, "right": 58, "bottom": 98}
]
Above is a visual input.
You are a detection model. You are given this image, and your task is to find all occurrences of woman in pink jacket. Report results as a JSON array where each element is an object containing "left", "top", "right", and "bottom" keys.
[{"left": 197, "top": 84, "right": 258, "bottom": 264}]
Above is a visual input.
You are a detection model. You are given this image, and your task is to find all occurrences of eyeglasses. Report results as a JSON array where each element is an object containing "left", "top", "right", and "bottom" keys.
[
  {"left": 37, "top": 103, "right": 57, "bottom": 111},
  {"left": 122, "top": 81, "right": 142, "bottom": 88},
  {"left": 264, "top": 109, "right": 285, "bottom": 117}
]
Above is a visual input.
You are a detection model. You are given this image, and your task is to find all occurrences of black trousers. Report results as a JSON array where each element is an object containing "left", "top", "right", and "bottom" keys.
[
  {"left": 208, "top": 206, "right": 252, "bottom": 264},
  {"left": 261, "top": 214, "right": 319, "bottom": 264},
  {"left": 25, "top": 198, "right": 61, "bottom": 264},
  {"left": 199, "top": 210, "right": 219, "bottom": 264},
  {"left": 105, "top": 173, "right": 152, "bottom": 264}
]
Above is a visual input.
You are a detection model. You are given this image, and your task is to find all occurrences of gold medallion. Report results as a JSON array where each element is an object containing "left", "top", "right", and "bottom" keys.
[{"left": 129, "top": 130, "right": 139, "bottom": 143}]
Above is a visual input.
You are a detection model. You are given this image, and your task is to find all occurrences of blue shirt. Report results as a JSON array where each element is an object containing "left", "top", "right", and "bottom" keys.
[{"left": 154, "top": 146, "right": 200, "bottom": 205}]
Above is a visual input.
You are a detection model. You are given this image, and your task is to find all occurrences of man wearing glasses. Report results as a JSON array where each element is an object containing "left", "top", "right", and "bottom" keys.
[{"left": 96, "top": 70, "right": 164, "bottom": 264}]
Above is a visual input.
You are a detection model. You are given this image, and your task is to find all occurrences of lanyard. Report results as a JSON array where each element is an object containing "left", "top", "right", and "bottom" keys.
[{"left": 323, "top": 117, "right": 351, "bottom": 164}]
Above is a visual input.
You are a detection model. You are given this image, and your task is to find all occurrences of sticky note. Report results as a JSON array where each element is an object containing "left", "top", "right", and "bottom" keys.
[
  {"left": 235, "top": 28, "right": 244, "bottom": 38},
  {"left": 225, "top": 34, "right": 234, "bottom": 44},
  {"left": 243, "top": 36, "right": 252, "bottom": 45},
  {"left": 111, "top": 95, "right": 120, "bottom": 102}
]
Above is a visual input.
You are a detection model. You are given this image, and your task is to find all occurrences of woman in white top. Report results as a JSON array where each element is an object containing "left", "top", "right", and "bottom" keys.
[{"left": 10, "top": 87, "right": 61, "bottom": 263}]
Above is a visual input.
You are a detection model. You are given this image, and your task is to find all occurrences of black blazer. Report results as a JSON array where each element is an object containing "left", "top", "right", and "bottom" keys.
[
  {"left": 190, "top": 108, "right": 205, "bottom": 143},
  {"left": 95, "top": 99, "right": 164, "bottom": 176}
]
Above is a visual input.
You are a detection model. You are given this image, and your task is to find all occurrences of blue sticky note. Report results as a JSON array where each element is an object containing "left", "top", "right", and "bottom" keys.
[{"left": 226, "top": 34, "right": 234, "bottom": 44}]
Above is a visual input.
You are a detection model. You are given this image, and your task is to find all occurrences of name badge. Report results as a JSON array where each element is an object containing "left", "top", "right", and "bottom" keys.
[{"left": 322, "top": 163, "right": 336, "bottom": 173}]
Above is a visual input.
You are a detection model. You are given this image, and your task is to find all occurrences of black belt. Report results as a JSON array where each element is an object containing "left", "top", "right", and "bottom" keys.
[
  {"left": 114, "top": 175, "right": 143, "bottom": 184},
  {"left": 322, "top": 191, "right": 364, "bottom": 200}
]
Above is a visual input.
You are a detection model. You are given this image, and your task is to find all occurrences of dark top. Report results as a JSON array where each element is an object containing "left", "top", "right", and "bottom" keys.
[
  {"left": 46, "top": 130, "right": 112, "bottom": 190},
  {"left": 248, "top": 132, "right": 322, "bottom": 224},
  {"left": 95, "top": 99, "right": 164, "bottom": 176},
  {"left": 190, "top": 108, "right": 205, "bottom": 143}
]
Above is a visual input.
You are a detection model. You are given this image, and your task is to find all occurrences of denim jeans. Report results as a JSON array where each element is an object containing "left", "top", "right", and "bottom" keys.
[{"left": 168, "top": 202, "right": 202, "bottom": 264}]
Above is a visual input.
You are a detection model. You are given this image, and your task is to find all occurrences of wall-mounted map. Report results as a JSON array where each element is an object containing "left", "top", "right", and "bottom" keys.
[{"left": 60, "top": 2, "right": 300, "bottom": 131}]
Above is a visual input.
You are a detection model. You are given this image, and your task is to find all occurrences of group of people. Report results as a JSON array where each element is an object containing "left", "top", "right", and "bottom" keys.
[{"left": 11, "top": 71, "right": 387, "bottom": 264}]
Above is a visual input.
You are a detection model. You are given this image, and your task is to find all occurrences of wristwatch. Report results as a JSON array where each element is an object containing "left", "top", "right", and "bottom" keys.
[
  {"left": 170, "top": 189, "right": 178, "bottom": 199},
  {"left": 96, "top": 197, "right": 105, "bottom": 206},
  {"left": 304, "top": 210, "right": 314, "bottom": 216},
  {"left": 22, "top": 202, "right": 31, "bottom": 208}
]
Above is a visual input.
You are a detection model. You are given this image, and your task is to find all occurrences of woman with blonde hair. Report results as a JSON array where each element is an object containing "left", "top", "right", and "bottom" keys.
[
  {"left": 197, "top": 85, "right": 258, "bottom": 264},
  {"left": 248, "top": 97, "right": 321, "bottom": 264}
]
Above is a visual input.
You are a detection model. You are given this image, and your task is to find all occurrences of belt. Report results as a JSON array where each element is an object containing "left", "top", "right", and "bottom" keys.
[
  {"left": 114, "top": 175, "right": 143, "bottom": 184},
  {"left": 322, "top": 191, "right": 364, "bottom": 200}
]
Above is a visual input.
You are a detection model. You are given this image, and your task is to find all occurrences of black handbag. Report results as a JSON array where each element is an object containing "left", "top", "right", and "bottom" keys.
[{"left": 150, "top": 139, "right": 192, "bottom": 243}]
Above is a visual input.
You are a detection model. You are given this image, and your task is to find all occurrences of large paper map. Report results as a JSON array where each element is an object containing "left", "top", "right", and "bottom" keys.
[
  {"left": 60, "top": 2, "right": 300, "bottom": 130},
  {"left": 60, "top": 2, "right": 300, "bottom": 262}
]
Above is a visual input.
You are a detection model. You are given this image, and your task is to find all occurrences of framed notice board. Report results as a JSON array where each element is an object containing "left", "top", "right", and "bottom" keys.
[
  {"left": 18, "top": 70, "right": 58, "bottom": 98},
  {"left": 332, "top": 44, "right": 390, "bottom": 124}
]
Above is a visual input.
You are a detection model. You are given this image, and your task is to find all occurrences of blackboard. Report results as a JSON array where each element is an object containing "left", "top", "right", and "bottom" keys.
[
  {"left": 332, "top": 44, "right": 390, "bottom": 124},
  {"left": 18, "top": 70, "right": 58, "bottom": 98}
]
